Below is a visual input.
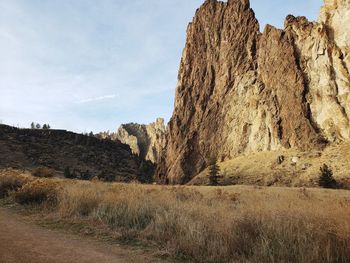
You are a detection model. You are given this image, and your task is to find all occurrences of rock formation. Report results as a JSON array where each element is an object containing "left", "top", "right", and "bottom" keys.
[
  {"left": 99, "top": 118, "right": 166, "bottom": 164},
  {"left": 157, "top": 0, "right": 350, "bottom": 184}
]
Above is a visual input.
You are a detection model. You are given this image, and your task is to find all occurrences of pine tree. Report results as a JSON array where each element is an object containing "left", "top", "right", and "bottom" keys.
[
  {"left": 64, "top": 167, "right": 71, "bottom": 178},
  {"left": 208, "top": 158, "right": 221, "bottom": 186},
  {"left": 64, "top": 167, "right": 77, "bottom": 179},
  {"left": 31, "top": 122, "right": 35, "bottom": 129},
  {"left": 35, "top": 123, "right": 41, "bottom": 129},
  {"left": 319, "top": 164, "right": 337, "bottom": 189},
  {"left": 42, "top": 124, "right": 48, "bottom": 130}
]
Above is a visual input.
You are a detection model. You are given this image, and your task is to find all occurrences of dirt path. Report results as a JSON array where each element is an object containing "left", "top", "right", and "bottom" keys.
[{"left": 0, "top": 208, "right": 165, "bottom": 263}]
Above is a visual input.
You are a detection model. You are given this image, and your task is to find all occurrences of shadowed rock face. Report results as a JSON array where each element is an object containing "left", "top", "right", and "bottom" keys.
[
  {"left": 157, "top": 0, "right": 350, "bottom": 184},
  {"left": 98, "top": 118, "right": 166, "bottom": 164},
  {"left": 116, "top": 118, "right": 166, "bottom": 164}
]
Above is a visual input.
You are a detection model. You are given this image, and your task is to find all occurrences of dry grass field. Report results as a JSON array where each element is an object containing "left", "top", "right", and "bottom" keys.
[{"left": 1, "top": 168, "right": 350, "bottom": 263}]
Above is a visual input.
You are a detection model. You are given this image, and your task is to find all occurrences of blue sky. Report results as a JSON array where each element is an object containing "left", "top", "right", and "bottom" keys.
[{"left": 0, "top": 0, "right": 322, "bottom": 133}]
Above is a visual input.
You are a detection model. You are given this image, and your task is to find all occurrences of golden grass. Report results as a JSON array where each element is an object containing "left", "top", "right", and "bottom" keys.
[
  {"left": 191, "top": 141, "right": 350, "bottom": 188},
  {"left": 1, "top": 170, "right": 350, "bottom": 263}
]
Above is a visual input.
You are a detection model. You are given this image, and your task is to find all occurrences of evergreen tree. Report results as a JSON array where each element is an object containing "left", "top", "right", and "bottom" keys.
[
  {"left": 36, "top": 123, "right": 41, "bottom": 129},
  {"left": 319, "top": 164, "right": 337, "bottom": 189},
  {"left": 42, "top": 124, "right": 48, "bottom": 130},
  {"left": 208, "top": 158, "right": 221, "bottom": 186},
  {"left": 64, "top": 167, "right": 73, "bottom": 179},
  {"left": 31, "top": 122, "right": 35, "bottom": 129}
]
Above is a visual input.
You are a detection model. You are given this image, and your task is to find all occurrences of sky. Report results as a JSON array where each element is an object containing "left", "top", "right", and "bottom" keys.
[{"left": 0, "top": 0, "right": 322, "bottom": 133}]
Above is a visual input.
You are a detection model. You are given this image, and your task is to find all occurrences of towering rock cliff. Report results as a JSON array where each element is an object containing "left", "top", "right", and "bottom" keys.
[
  {"left": 98, "top": 118, "right": 166, "bottom": 164},
  {"left": 157, "top": 0, "right": 350, "bottom": 184}
]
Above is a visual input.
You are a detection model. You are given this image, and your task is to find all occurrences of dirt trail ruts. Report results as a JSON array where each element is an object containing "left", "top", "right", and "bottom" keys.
[{"left": 0, "top": 208, "right": 165, "bottom": 263}]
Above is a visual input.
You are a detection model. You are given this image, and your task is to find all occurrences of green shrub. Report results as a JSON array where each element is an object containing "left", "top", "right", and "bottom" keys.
[{"left": 318, "top": 164, "right": 337, "bottom": 189}]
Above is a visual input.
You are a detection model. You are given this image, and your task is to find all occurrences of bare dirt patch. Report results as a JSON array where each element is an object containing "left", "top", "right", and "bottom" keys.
[{"left": 0, "top": 207, "right": 165, "bottom": 263}]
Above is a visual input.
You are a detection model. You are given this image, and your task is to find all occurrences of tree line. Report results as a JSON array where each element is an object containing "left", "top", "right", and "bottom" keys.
[{"left": 30, "top": 122, "right": 51, "bottom": 130}]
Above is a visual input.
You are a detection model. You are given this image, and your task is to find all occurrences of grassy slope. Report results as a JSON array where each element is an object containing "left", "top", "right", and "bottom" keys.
[{"left": 191, "top": 141, "right": 350, "bottom": 188}]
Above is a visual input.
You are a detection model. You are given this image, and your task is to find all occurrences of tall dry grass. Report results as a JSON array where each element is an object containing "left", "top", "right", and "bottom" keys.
[
  {"left": 1, "top": 170, "right": 350, "bottom": 263},
  {"left": 13, "top": 179, "right": 59, "bottom": 205},
  {"left": 0, "top": 169, "right": 32, "bottom": 198},
  {"left": 56, "top": 184, "right": 350, "bottom": 263}
]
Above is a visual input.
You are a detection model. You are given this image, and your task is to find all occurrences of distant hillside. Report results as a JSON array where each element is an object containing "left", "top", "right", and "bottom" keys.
[{"left": 0, "top": 124, "right": 154, "bottom": 183}]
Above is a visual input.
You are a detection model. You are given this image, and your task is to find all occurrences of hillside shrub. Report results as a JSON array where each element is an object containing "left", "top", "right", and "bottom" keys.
[
  {"left": 0, "top": 174, "right": 28, "bottom": 198},
  {"left": 98, "top": 170, "right": 115, "bottom": 182},
  {"left": 32, "top": 167, "right": 55, "bottom": 178},
  {"left": 79, "top": 170, "right": 92, "bottom": 181},
  {"left": 12, "top": 180, "right": 58, "bottom": 205}
]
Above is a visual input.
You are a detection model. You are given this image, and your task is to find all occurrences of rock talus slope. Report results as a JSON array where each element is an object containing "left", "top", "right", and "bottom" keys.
[{"left": 157, "top": 0, "right": 350, "bottom": 184}]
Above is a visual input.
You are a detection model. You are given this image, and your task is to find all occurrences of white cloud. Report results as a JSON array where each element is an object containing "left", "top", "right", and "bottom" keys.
[{"left": 77, "top": 94, "right": 117, "bottom": 104}]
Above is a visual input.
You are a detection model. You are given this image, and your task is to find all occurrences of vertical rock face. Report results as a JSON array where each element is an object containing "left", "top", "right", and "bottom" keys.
[
  {"left": 157, "top": 0, "right": 350, "bottom": 184},
  {"left": 115, "top": 118, "right": 166, "bottom": 164},
  {"left": 286, "top": 0, "right": 350, "bottom": 142}
]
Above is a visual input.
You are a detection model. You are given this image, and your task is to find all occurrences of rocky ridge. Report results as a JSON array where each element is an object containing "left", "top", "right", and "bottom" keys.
[
  {"left": 157, "top": 0, "right": 350, "bottom": 184},
  {"left": 98, "top": 118, "right": 166, "bottom": 164}
]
